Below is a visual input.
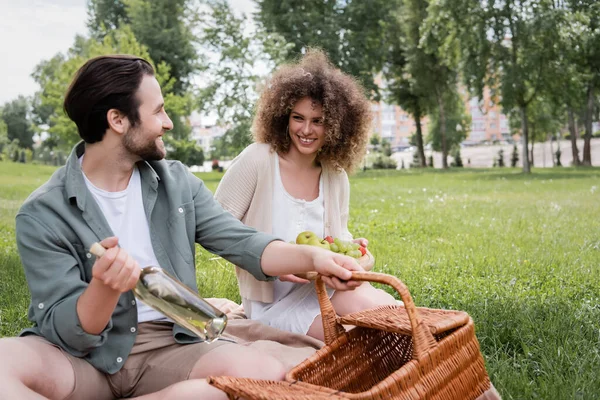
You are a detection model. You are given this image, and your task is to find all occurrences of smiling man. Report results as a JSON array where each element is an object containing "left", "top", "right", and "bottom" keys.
[{"left": 0, "top": 55, "right": 363, "bottom": 400}]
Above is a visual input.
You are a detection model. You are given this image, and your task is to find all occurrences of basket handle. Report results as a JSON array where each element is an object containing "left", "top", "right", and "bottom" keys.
[{"left": 315, "top": 271, "right": 438, "bottom": 360}]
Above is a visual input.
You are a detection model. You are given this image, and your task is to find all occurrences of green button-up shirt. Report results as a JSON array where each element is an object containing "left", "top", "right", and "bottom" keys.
[{"left": 16, "top": 142, "right": 277, "bottom": 374}]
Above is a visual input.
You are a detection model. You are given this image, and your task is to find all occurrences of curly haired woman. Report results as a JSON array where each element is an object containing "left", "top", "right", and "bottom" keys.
[{"left": 214, "top": 50, "right": 396, "bottom": 341}]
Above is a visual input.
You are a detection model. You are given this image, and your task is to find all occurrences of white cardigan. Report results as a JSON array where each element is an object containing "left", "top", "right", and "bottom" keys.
[{"left": 214, "top": 143, "right": 352, "bottom": 303}]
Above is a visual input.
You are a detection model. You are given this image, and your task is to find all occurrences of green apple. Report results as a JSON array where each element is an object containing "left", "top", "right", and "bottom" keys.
[
  {"left": 296, "top": 231, "right": 319, "bottom": 245},
  {"left": 318, "top": 238, "right": 331, "bottom": 250}
]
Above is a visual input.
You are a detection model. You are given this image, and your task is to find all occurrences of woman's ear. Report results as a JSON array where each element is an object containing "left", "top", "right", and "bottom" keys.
[{"left": 106, "top": 109, "right": 129, "bottom": 135}]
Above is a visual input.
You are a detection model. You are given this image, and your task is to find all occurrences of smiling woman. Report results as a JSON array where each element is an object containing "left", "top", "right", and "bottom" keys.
[{"left": 214, "top": 49, "right": 397, "bottom": 342}]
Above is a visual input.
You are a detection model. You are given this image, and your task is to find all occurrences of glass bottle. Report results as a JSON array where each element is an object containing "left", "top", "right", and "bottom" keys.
[{"left": 89, "top": 243, "right": 227, "bottom": 342}]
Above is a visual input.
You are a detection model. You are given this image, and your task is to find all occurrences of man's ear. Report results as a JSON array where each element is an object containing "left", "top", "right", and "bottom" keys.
[{"left": 107, "top": 109, "right": 129, "bottom": 135}]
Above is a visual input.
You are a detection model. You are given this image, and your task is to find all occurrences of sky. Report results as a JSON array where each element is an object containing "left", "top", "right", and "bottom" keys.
[{"left": 0, "top": 0, "right": 256, "bottom": 105}]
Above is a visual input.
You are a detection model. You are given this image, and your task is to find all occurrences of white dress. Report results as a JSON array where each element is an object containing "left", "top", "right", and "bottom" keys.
[{"left": 242, "top": 154, "right": 334, "bottom": 334}]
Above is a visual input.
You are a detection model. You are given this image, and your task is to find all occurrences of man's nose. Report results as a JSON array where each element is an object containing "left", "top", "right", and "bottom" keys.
[{"left": 163, "top": 115, "right": 174, "bottom": 131}]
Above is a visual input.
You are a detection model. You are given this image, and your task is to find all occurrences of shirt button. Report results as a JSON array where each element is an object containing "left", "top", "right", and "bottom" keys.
[
  {"left": 116, "top": 357, "right": 123, "bottom": 363},
  {"left": 131, "top": 300, "right": 136, "bottom": 306},
  {"left": 130, "top": 327, "right": 136, "bottom": 333},
  {"left": 38, "top": 303, "right": 44, "bottom": 309},
  {"left": 178, "top": 207, "right": 184, "bottom": 213},
  {"left": 86, "top": 253, "right": 92, "bottom": 259}
]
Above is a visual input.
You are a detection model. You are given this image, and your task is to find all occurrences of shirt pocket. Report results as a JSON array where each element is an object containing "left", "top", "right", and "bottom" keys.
[{"left": 166, "top": 201, "right": 195, "bottom": 265}]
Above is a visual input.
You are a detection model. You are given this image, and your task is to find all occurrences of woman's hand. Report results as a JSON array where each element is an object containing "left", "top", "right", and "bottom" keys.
[{"left": 352, "top": 237, "right": 368, "bottom": 248}]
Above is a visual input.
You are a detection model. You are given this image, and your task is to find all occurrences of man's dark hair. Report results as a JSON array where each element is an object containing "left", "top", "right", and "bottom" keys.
[{"left": 64, "top": 55, "right": 155, "bottom": 143}]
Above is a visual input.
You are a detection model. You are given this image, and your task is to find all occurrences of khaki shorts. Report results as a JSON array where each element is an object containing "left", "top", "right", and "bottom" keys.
[{"left": 35, "top": 321, "right": 229, "bottom": 399}]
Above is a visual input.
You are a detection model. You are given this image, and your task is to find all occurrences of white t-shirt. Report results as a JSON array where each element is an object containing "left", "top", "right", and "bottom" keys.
[{"left": 81, "top": 158, "right": 167, "bottom": 322}]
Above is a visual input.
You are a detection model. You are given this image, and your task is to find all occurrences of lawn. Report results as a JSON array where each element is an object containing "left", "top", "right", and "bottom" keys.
[{"left": 1, "top": 161, "right": 599, "bottom": 399}]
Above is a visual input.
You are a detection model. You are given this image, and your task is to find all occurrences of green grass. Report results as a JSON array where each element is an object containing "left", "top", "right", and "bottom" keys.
[{"left": 1, "top": 160, "right": 599, "bottom": 399}]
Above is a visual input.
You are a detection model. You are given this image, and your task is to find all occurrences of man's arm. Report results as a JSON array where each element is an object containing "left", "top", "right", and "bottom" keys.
[
  {"left": 16, "top": 214, "right": 114, "bottom": 355},
  {"left": 188, "top": 170, "right": 363, "bottom": 285},
  {"left": 77, "top": 237, "right": 140, "bottom": 334},
  {"left": 261, "top": 240, "right": 363, "bottom": 290}
]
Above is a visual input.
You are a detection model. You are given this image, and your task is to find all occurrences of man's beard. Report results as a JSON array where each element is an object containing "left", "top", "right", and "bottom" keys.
[{"left": 123, "top": 125, "right": 165, "bottom": 161}]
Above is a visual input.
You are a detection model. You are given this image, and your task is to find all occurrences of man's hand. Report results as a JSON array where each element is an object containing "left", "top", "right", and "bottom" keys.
[
  {"left": 91, "top": 236, "right": 140, "bottom": 293},
  {"left": 310, "top": 247, "right": 364, "bottom": 291}
]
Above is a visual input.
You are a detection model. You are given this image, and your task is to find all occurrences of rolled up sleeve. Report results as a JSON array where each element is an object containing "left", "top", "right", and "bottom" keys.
[
  {"left": 16, "top": 214, "right": 111, "bottom": 355},
  {"left": 188, "top": 172, "right": 279, "bottom": 281}
]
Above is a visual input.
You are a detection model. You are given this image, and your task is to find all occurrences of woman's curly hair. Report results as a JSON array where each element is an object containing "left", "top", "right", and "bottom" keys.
[{"left": 252, "top": 49, "right": 371, "bottom": 172}]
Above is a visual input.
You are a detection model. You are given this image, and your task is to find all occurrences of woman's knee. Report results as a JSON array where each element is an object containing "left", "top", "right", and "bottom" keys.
[
  {"left": 190, "top": 344, "right": 286, "bottom": 381},
  {"left": 332, "top": 284, "right": 396, "bottom": 314}
]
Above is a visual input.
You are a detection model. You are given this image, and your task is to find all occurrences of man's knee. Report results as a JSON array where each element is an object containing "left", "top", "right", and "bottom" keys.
[
  {"left": 0, "top": 336, "right": 75, "bottom": 398},
  {"left": 190, "top": 345, "right": 286, "bottom": 381}
]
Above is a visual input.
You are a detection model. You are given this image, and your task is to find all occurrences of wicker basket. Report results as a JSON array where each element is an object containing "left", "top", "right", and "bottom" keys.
[{"left": 210, "top": 272, "right": 491, "bottom": 399}]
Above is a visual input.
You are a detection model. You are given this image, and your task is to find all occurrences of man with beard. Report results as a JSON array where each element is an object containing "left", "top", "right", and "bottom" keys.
[{"left": 0, "top": 55, "right": 363, "bottom": 400}]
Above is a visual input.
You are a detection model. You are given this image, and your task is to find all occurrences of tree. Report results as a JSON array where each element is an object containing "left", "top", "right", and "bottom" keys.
[
  {"left": 443, "top": 0, "right": 560, "bottom": 173},
  {"left": 1, "top": 96, "right": 34, "bottom": 149},
  {"left": 166, "top": 137, "right": 205, "bottom": 167},
  {"left": 509, "top": 94, "right": 562, "bottom": 167},
  {"left": 565, "top": 1, "right": 600, "bottom": 166},
  {"left": 427, "top": 88, "right": 471, "bottom": 154},
  {"left": 497, "top": 149, "right": 505, "bottom": 167},
  {"left": 195, "top": 0, "right": 291, "bottom": 158},
  {"left": 511, "top": 144, "right": 519, "bottom": 167},
  {"left": 451, "top": 147, "right": 463, "bottom": 167},
  {"left": 384, "top": 1, "right": 429, "bottom": 168},
  {"left": 256, "top": 0, "right": 397, "bottom": 98},
  {"left": 88, "top": 0, "right": 198, "bottom": 95},
  {"left": 0, "top": 115, "right": 9, "bottom": 158}
]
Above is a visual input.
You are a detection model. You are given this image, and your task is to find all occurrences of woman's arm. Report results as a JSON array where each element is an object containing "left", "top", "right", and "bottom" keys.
[{"left": 214, "top": 145, "right": 260, "bottom": 220}]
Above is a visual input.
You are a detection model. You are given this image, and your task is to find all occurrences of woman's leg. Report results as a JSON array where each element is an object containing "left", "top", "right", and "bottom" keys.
[{"left": 307, "top": 283, "right": 396, "bottom": 341}]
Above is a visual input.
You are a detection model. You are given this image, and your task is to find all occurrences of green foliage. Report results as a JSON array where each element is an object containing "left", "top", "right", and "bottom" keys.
[
  {"left": 497, "top": 149, "right": 505, "bottom": 168},
  {"left": 370, "top": 134, "right": 381, "bottom": 147},
  {"left": 210, "top": 121, "right": 253, "bottom": 160},
  {"left": 427, "top": 88, "right": 470, "bottom": 152},
  {"left": 195, "top": 0, "right": 291, "bottom": 158},
  {"left": 256, "top": 0, "right": 397, "bottom": 98},
  {"left": 372, "top": 154, "right": 397, "bottom": 170},
  {"left": 441, "top": 0, "right": 564, "bottom": 172},
  {"left": 511, "top": 144, "right": 519, "bottom": 168},
  {"left": 1, "top": 96, "right": 34, "bottom": 149},
  {"left": 381, "top": 139, "right": 392, "bottom": 157},
  {"left": 164, "top": 136, "right": 204, "bottom": 167},
  {"left": 450, "top": 147, "right": 463, "bottom": 167},
  {"left": 88, "top": 0, "right": 198, "bottom": 95}
]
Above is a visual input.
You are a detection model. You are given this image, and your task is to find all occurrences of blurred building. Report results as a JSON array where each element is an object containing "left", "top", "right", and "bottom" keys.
[
  {"left": 189, "top": 114, "right": 228, "bottom": 156},
  {"left": 369, "top": 82, "right": 512, "bottom": 149}
]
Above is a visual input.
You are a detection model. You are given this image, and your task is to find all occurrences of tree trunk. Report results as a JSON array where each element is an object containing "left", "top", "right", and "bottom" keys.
[
  {"left": 520, "top": 105, "right": 531, "bottom": 173},
  {"left": 549, "top": 135, "right": 554, "bottom": 167},
  {"left": 568, "top": 107, "right": 581, "bottom": 166},
  {"left": 414, "top": 109, "right": 427, "bottom": 168},
  {"left": 582, "top": 83, "right": 594, "bottom": 166},
  {"left": 530, "top": 139, "right": 535, "bottom": 168},
  {"left": 436, "top": 90, "right": 448, "bottom": 169}
]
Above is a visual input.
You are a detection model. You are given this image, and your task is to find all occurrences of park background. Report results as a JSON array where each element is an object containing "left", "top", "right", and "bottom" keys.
[{"left": 1, "top": 1, "right": 600, "bottom": 399}]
